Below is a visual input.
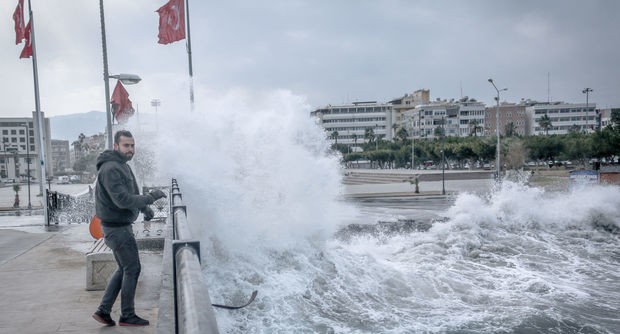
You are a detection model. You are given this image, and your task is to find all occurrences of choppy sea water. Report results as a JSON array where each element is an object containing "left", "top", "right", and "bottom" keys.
[
  {"left": 200, "top": 182, "right": 619, "bottom": 333},
  {"left": 146, "top": 91, "right": 620, "bottom": 333}
]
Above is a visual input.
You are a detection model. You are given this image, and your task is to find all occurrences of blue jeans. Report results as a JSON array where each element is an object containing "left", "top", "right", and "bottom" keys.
[{"left": 97, "top": 225, "right": 141, "bottom": 318}]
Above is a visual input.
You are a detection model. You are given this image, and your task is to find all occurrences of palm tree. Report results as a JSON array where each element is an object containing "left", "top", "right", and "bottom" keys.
[
  {"left": 330, "top": 130, "right": 339, "bottom": 146},
  {"left": 396, "top": 127, "right": 408, "bottom": 143},
  {"left": 406, "top": 175, "right": 420, "bottom": 193},
  {"left": 364, "top": 128, "right": 375, "bottom": 145},
  {"left": 504, "top": 122, "right": 517, "bottom": 137},
  {"left": 434, "top": 126, "right": 445, "bottom": 138},
  {"left": 392, "top": 123, "right": 399, "bottom": 139},
  {"left": 469, "top": 120, "right": 482, "bottom": 137},
  {"left": 538, "top": 114, "right": 553, "bottom": 135},
  {"left": 12, "top": 184, "right": 20, "bottom": 208}
]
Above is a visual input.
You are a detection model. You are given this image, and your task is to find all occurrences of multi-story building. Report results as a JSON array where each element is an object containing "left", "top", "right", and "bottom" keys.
[
  {"left": 403, "top": 101, "right": 459, "bottom": 138},
  {"left": 0, "top": 113, "right": 53, "bottom": 181},
  {"left": 485, "top": 102, "right": 529, "bottom": 136},
  {"left": 457, "top": 98, "right": 486, "bottom": 137},
  {"left": 312, "top": 89, "right": 609, "bottom": 149},
  {"left": 526, "top": 102, "right": 597, "bottom": 135},
  {"left": 389, "top": 89, "right": 431, "bottom": 138},
  {"left": 72, "top": 133, "right": 106, "bottom": 160},
  {"left": 51, "top": 140, "right": 71, "bottom": 173},
  {"left": 400, "top": 98, "right": 485, "bottom": 139},
  {"left": 596, "top": 108, "right": 618, "bottom": 129},
  {"left": 311, "top": 101, "right": 392, "bottom": 149}
]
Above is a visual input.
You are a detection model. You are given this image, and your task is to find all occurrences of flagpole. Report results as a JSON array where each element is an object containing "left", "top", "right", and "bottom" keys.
[
  {"left": 26, "top": 0, "right": 49, "bottom": 225},
  {"left": 185, "top": 0, "right": 194, "bottom": 112}
]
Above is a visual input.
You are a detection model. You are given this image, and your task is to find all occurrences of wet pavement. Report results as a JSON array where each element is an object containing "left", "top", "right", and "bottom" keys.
[{"left": 0, "top": 220, "right": 163, "bottom": 334}]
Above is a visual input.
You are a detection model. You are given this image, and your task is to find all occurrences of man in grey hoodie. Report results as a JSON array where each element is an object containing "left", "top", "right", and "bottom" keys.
[{"left": 92, "top": 130, "right": 167, "bottom": 327}]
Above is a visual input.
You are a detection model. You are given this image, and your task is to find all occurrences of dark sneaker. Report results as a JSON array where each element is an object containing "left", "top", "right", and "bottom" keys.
[
  {"left": 92, "top": 311, "right": 116, "bottom": 326},
  {"left": 119, "top": 315, "right": 150, "bottom": 327}
]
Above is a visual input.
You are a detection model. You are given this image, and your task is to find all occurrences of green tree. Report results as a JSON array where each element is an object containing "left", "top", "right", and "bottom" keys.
[
  {"left": 610, "top": 109, "right": 620, "bottom": 128},
  {"left": 12, "top": 184, "right": 20, "bottom": 208},
  {"left": 590, "top": 127, "right": 620, "bottom": 162},
  {"left": 330, "top": 131, "right": 339, "bottom": 146},
  {"left": 472, "top": 138, "right": 495, "bottom": 163},
  {"left": 538, "top": 114, "right": 553, "bottom": 135},
  {"left": 73, "top": 152, "right": 98, "bottom": 175},
  {"left": 364, "top": 128, "right": 375, "bottom": 146},
  {"left": 504, "top": 122, "right": 517, "bottom": 137},
  {"left": 434, "top": 126, "right": 445, "bottom": 138},
  {"left": 563, "top": 131, "right": 591, "bottom": 167},
  {"left": 526, "top": 135, "right": 564, "bottom": 163},
  {"left": 469, "top": 120, "right": 482, "bottom": 137},
  {"left": 395, "top": 127, "right": 409, "bottom": 144}
]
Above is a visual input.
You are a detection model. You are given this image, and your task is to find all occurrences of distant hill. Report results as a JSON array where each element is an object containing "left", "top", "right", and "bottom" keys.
[{"left": 50, "top": 111, "right": 106, "bottom": 141}]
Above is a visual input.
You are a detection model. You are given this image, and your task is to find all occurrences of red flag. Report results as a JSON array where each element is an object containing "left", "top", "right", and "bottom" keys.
[
  {"left": 157, "top": 0, "right": 185, "bottom": 45},
  {"left": 19, "top": 20, "right": 32, "bottom": 59},
  {"left": 12, "top": 0, "right": 26, "bottom": 44},
  {"left": 111, "top": 81, "right": 135, "bottom": 123}
]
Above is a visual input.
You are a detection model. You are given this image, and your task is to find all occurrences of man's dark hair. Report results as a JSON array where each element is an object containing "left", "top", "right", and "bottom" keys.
[{"left": 114, "top": 130, "right": 133, "bottom": 144}]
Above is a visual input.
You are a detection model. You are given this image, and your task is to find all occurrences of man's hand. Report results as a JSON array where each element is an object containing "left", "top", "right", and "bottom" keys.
[
  {"left": 148, "top": 189, "right": 167, "bottom": 202},
  {"left": 143, "top": 206, "right": 155, "bottom": 221}
]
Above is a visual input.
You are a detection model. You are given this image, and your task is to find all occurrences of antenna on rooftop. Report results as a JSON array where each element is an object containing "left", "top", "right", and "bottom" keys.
[{"left": 547, "top": 72, "right": 550, "bottom": 103}]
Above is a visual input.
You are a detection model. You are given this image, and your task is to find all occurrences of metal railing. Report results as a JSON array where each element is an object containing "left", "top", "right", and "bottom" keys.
[
  {"left": 170, "top": 179, "right": 219, "bottom": 334},
  {"left": 46, "top": 189, "right": 94, "bottom": 225}
]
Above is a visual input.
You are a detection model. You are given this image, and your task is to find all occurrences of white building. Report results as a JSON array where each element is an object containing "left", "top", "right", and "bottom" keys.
[
  {"left": 0, "top": 113, "right": 52, "bottom": 181},
  {"left": 597, "top": 108, "right": 618, "bottom": 129},
  {"left": 526, "top": 102, "right": 597, "bottom": 135},
  {"left": 402, "top": 99, "right": 484, "bottom": 139},
  {"left": 457, "top": 98, "right": 486, "bottom": 137},
  {"left": 311, "top": 101, "right": 392, "bottom": 149}
]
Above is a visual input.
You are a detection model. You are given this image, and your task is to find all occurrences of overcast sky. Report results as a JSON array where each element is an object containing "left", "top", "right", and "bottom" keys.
[{"left": 1, "top": 0, "right": 619, "bottom": 119}]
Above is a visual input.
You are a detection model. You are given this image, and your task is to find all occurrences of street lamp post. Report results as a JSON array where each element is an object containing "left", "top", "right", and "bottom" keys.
[
  {"left": 582, "top": 88, "right": 593, "bottom": 132},
  {"left": 375, "top": 124, "right": 379, "bottom": 150},
  {"left": 22, "top": 124, "right": 32, "bottom": 210},
  {"left": 441, "top": 149, "right": 445, "bottom": 195},
  {"left": 99, "top": 0, "right": 141, "bottom": 149},
  {"left": 488, "top": 78, "right": 507, "bottom": 179},
  {"left": 151, "top": 99, "right": 161, "bottom": 133},
  {"left": 410, "top": 117, "right": 415, "bottom": 170},
  {"left": 1, "top": 138, "right": 7, "bottom": 179}
]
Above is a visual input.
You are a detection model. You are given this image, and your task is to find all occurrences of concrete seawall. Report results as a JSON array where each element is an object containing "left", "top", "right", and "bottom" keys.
[{"left": 343, "top": 169, "right": 495, "bottom": 198}]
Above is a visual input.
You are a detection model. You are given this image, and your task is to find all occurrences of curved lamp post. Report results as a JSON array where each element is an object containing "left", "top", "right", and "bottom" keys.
[
  {"left": 441, "top": 149, "right": 445, "bottom": 195},
  {"left": 100, "top": 0, "right": 141, "bottom": 148},
  {"left": 488, "top": 78, "right": 507, "bottom": 179},
  {"left": 582, "top": 88, "right": 593, "bottom": 132}
]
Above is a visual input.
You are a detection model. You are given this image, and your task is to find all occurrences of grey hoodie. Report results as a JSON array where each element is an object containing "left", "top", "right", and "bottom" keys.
[{"left": 95, "top": 149, "right": 153, "bottom": 227}]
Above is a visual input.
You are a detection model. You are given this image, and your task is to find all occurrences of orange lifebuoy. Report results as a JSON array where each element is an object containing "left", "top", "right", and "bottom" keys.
[{"left": 89, "top": 215, "right": 104, "bottom": 240}]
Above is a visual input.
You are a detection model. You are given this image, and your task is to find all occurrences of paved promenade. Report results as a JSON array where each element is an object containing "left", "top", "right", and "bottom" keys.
[{"left": 0, "top": 216, "right": 163, "bottom": 333}]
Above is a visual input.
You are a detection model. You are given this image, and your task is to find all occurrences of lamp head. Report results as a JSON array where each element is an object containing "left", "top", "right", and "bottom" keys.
[
  {"left": 488, "top": 78, "right": 493, "bottom": 83},
  {"left": 109, "top": 73, "right": 142, "bottom": 85}
]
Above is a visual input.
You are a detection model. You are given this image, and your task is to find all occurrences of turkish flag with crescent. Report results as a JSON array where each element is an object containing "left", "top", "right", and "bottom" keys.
[
  {"left": 19, "top": 20, "right": 32, "bottom": 59},
  {"left": 157, "top": 0, "right": 185, "bottom": 45},
  {"left": 13, "top": 0, "right": 26, "bottom": 44},
  {"left": 111, "top": 81, "right": 135, "bottom": 124}
]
